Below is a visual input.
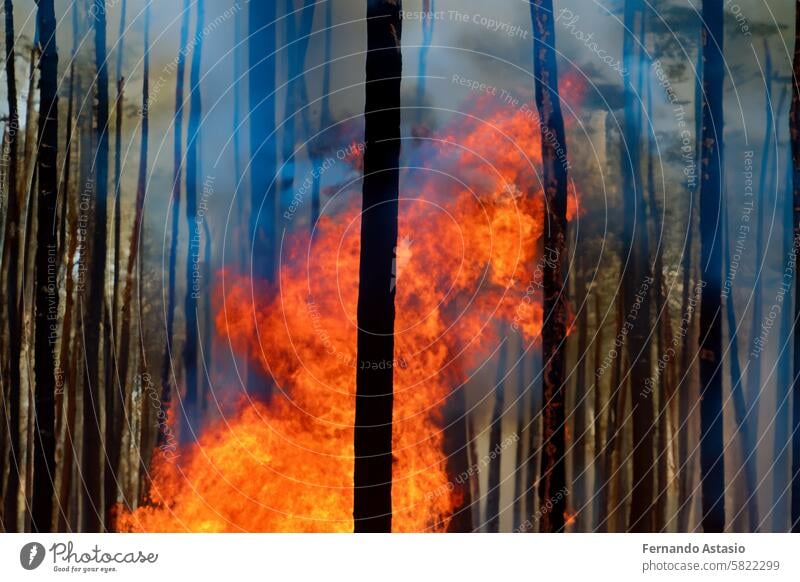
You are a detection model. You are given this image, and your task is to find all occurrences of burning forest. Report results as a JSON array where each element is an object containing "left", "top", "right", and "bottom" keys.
[{"left": 2, "top": 0, "right": 800, "bottom": 538}]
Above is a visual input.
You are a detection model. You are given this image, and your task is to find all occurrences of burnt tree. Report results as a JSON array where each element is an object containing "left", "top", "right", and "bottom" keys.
[
  {"left": 184, "top": 0, "right": 204, "bottom": 431},
  {"left": 1, "top": 0, "right": 21, "bottom": 533},
  {"left": 790, "top": 0, "right": 800, "bottom": 534},
  {"left": 31, "top": 0, "right": 59, "bottom": 533},
  {"left": 354, "top": 0, "right": 402, "bottom": 533},
  {"left": 531, "top": 0, "right": 569, "bottom": 533},
  {"left": 698, "top": 0, "right": 726, "bottom": 533}
]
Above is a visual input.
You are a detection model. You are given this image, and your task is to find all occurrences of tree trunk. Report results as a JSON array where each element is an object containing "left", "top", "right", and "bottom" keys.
[
  {"left": 790, "top": 0, "right": 800, "bottom": 534},
  {"left": 118, "top": 0, "right": 150, "bottom": 426},
  {"left": 184, "top": 0, "right": 205, "bottom": 433},
  {"left": 109, "top": 0, "right": 127, "bottom": 457},
  {"left": 162, "top": 0, "right": 191, "bottom": 442},
  {"left": 512, "top": 347, "right": 528, "bottom": 531},
  {"left": 677, "top": 40, "right": 703, "bottom": 533},
  {"left": 32, "top": 0, "right": 59, "bottom": 533},
  {"left": 698, "top": 0, "right": 726, "bottom": 533},
  {"left": 486, "top": 336, "right": 509, "bottom": 532},
  {"left": 311, "top": 0, "right": 333, "bottom": 227},
  {"left": 592, "top": 292, "right": 606, "bottom": 531},
  {"left": 530, "top": 0, "right": 569, "bottom": 533},
  {"left": 354, "top": 0, "right": 402, "bottom": 533},
  {"left": 572, "top": 255, "right": 588, "bottom": 530},
  {"left": 1, "top": 0, "right": 22, "bottom": 533},
  {"left": 247, "top": 0, "right": 277, "bottom": 399},
  {"left": 622, "top": 0, "right": 655, "bottom": 533}
]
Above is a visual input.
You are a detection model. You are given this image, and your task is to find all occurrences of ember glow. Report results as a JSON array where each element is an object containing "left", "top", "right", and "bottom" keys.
[{"left": 118, "top": 98, "right": 580, "bottom": 532}]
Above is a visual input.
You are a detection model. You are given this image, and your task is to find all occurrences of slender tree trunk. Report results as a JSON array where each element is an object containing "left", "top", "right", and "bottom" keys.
[
  {"left": 790, "top": 0, "right": 800, "bottom": 534},
  {"left": 109, "top": 0, "right": 127, "bottom": 458},
  {"left": 530, "top": 0, "right": 569, "bottom": 533},
  {"left": 184, "top": 0, "right": 204, "bottom": 432},
  {"left": 592, "top": 292, "right": 606, "bottom": 531},
  {"left": 513, "top": 347, "right": 528, "bottom": 531},
  {"left": 353, "top": 0, "right": 402, "bottom": 533},
  {"left": 486, "top": 336, "right": 509, "bottom": 532},
  {"left": 247, "top": 0, "right": 277, "bottom": 399},
  {"left": 118, "top": 0, "right": 150, "bottom": 421},
  {"left": 572, "top": 255, "right": 588, "bottom": 530},
  {"left": 31, "top": 0, "right": 59, "bottom": 533},
  {"left": 1, "top": 0, "right": 21, "bottom": 533},
  {"left": 773, "top": 148, "right": 793, "bottom": 531},
  {"left": 698, "top": 0, "right": 726, "bottom": 533},
  {"left": 622, "top": 0, "right": 655, "bottom": 533},
  {"left": 311, "top": 0, "right": 333, "bottom": 227},
  {"left": 162, "top": 0, "right": 191, "bottom": 441},
  {"left": 53, "top": 0, "right": 80, "bottom": 531},
  {"left": 677, "top": 41, "right": 703, "bottom": 533}
]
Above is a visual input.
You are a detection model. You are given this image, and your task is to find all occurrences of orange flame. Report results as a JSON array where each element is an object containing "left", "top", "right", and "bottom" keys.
[{"left": 118, "top": 97, "right": 582, "bottom": 532}]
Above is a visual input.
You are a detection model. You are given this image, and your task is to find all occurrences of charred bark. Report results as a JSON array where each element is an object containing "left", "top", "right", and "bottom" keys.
[
  {"left": 31, "top": 0, "right": 59, "bottom": 533},
  {"left": 1, "top": 0, "right": 21, "bottom": 533},
  {"left": 698, "top": 0, "right": 726, "bottom": 533},
  {"left": 353, "top": 0, "right": 402, "bottom": 533},
  {"left": 531, "top": 0, "right": 569, "bottom": 533}
]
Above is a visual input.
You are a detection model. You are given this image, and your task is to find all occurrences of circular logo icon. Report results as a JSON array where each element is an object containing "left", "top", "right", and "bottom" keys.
[{"left": 19, "top": 542, "right": 46, "bottom": 570}]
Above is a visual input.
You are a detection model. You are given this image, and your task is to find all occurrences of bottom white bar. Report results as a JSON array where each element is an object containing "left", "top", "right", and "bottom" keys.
[{"left": 1, "top": 534, "right": 798, "bottom": 581}]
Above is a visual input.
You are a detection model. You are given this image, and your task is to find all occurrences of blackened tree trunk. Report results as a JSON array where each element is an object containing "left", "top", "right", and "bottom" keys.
[
  {"left": 354, "top": 0, "right": 402, "bottom": 533},
  {"left": 109, "top": 0, "right": 127, "bottom": 445},
  {"left": 698, "top": 0, "right": 726, "bottom": 533},
  {"left": 184, "top": 0, "right": 204, "bottom": 432},
  {"left": 247, "top": 0, "right": 277, "bottom": 399},
  {"left": 83, "top": 0, "right": 111, "bottom": 531},
  {"left": 486, "top": 336, "right": 509, "bottom": 532},
  {"left": 162, "top": 0, "right": 191, "bottom": 440},
  {"left": 622, "top": 0, "right": 655, "bottom": 533},
  {"left": 118, "top": 0, "right": 150, "bottom": 411},
  {"left": 531, "top": 0, "right": 569, "bottom": 534},
  {"left": 790, "top": 0, "right": 800, "bottom": 534},
  {"left": 1, "top": 0, "right": 22, "bottom": 533},
  {"left": 32, "top": 0, "right": 59, "bottom": 533}
]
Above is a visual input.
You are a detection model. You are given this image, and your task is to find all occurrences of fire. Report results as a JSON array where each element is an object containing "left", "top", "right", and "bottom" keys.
[{"left": 118, "top": 95, "right": 581, "bottom": 532}]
